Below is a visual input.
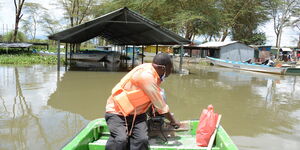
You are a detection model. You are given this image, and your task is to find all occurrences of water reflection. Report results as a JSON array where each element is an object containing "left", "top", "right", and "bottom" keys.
[
  {"left": 165, "top": 65, "right": 300, "bottom": 149},
  {"left": 48, "top": 70, "right": 126, "bottom": 120},
  {"left": 69, "top": 60, "right": 123, "bottom": 72},
  {"left": 0, "top": 64, "right": 300, "bottom": 150},
  {"left": 0, "top": 65, "right": 88, "bottom": 150}
]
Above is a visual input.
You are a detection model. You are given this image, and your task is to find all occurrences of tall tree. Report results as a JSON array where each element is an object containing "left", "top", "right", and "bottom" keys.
[
  {"left": 93, "top": 0, "right": 220, "bottom": 42},
  {"left": 21, "top": 2, "right": 46, "bottom": 40},
  {"left": 57, "top": 0, "right": 95, "bottom": 27},
  {"left": 13, "top": 0, "right": 26, "bottom": 42},
  {"left": 290, "top": 7, "right": 300, "bottom": 48},
  {"left": 39, "top": 14, "right": 61, "bottom": 35},
  {"left": 216, "top": 0, "right": 269, "bottom": 43},
  {"left": 267, "top": 0, "right": 300, "bottom": 48}
]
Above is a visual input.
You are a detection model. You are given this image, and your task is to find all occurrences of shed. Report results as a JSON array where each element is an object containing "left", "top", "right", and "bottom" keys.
[
  {"left": 250, "top": 45, "right": 272, "bottom": 62},
  {"left": 198, "top": 41, "right": 254, "bottom": 61},
  {"left": 48, "top": 7, "right": 190, "bottom": 72}
]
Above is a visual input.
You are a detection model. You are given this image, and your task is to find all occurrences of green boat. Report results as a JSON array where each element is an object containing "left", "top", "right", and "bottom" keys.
[{"left": 62, "top": 118, "right": 238, "bottom": 150}]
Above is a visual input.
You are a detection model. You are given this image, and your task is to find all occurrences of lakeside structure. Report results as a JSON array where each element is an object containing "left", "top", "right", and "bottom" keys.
[
  {"left": 48, "top": 7, "right": 190, "bottom": 72},
  {"left": 173, "top": 41, "right": 254, "bottom": 62},
  {"left": 197, "top": 41, "right": 254, "bottom": 62}
]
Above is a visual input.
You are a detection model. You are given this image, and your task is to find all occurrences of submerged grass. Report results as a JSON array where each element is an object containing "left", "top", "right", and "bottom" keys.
[{"left": 0, "top": 53, "right": 65, "bottom": 65}]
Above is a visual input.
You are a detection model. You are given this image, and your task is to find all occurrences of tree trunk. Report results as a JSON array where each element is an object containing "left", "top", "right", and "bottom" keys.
[
  {"left": 13, "top": 0, "right": 25, "bottom": 42},
  {"left": 298, "top": 35, "right": 300, "bottom": 48},
  {"left": 13, "top": 19, "right": 20, "bottom": 42},
  {"left": 220, "top": 29, "right": 228, "bottom": 42},
  {"left": 275, "top": 32, "right": 279, "bottom": 47}
]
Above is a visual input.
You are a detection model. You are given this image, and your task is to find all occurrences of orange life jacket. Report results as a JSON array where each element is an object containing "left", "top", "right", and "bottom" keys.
[{"left": 111, "top": 64, "right": 153, "bottom": 117}]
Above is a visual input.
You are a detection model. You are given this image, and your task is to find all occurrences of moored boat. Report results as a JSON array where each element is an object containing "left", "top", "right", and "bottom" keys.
[
  {"left": 70, "top": 52, "right": 108, "bottom": 61},
  {"left": 62, "top": 118, "right": 238, "bottom": 150},
  {"left": 207, "top": 57, "right": 299, "bottom": 75}
]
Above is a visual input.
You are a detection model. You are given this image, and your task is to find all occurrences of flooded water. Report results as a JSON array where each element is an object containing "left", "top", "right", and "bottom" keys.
[{"left": 0, "top": 64, "right": 299, "bottom": 150}]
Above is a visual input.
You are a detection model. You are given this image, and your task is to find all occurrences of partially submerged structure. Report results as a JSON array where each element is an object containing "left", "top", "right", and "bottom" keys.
[
  {"left": 0, "top": 42, "right": 49, "bottom": 52},
  {"left": 48, "top": 7, "right": 190, "bottom": 71}
]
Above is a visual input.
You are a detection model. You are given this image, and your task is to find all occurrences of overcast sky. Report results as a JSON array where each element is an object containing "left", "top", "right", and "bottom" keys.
[{"left": 0, "top": 0, "right": 299, "bottom": 47}]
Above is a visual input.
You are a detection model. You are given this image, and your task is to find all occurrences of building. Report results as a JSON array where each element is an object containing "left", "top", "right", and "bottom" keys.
[
  {"left": 250, "top": 45, "right": 272, "bottom": 62},
  {"left": 144, "top": 45, "right": 173, "bottom": 53},
  {"left": 198, "top": 41, "right": 254, "bottom": 61}
]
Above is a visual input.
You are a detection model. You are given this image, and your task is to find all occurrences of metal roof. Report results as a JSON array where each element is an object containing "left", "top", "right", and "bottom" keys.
[
  {"left": 198, "top": 41, "right": 238, "bottom": 48},
  {"left": 281, "top": 48, "right": 293, "bottom": 51},
  {"left": 0, "top": 42, "right": 33, "bottom": 48},
  {"left": 48, "top": 7, "right": 190, "bottom": 45}
]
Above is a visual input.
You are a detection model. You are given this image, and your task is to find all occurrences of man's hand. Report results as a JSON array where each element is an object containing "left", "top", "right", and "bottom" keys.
[
  {"left": 170, "top": 120, "right": 181, "bottom": 129},
  {"left": 164, "top": 112, "right": 181, "bottom": 129}
]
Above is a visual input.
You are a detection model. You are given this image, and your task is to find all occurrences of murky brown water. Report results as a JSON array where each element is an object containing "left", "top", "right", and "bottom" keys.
[{"left": 0, "top": 64, "right": 299, "bottom": 150}]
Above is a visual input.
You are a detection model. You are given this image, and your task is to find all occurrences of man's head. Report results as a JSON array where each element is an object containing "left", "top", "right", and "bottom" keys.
[{"left": 152, "top": 53, "right": 173, "bottom": 78}]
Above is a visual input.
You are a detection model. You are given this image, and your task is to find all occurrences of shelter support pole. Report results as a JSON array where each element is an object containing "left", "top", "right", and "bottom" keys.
[
  {"left": 132, "top": 46, "right": 135, "bottom": 69},
  {"left": 125, "top": 46, "right": 128, "bottom": 67},
  {"left": 179, "top": 44, "right": 183, "bottom": 73},
  {"left": 65, "top": 43, "right": 68, "bottom": 70},
  {"left": 57, "top": 40, "right": 61, "bottom": 71},
  {"left": 142, "top": 45, "right": 144, "bottom": 64},
  {"left": 156, "top": 44, "right": 158, "bottom": 54},
  {"left": 190, "top": 49, "right": 192, "bottom": 57}
]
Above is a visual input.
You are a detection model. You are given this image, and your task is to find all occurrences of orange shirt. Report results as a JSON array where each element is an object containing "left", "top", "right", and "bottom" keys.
[{"left": 106, "top": 63, "right": 169, "bottom": 115}]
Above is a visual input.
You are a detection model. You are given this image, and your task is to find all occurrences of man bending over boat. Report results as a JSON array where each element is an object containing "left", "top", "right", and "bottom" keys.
[{"left": 105, "top": 53, "right": 180, "bottom": 150}]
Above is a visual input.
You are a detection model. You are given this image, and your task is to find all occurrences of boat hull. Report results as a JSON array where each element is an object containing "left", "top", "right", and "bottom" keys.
[
  {"left": 70, "top": 53, "right": 107, "bottom": 61},
  {"left": 207, "top": 57, "right": 286, "bottom": 75},
  {"left": 62, "top": 118, "right": 238, "bottom": 150}
]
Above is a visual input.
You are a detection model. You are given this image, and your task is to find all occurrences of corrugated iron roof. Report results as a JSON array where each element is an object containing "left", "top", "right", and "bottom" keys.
[
  {"left": 281, "top": 48, "right": 293, "bottom": 51},
  {"left": 48, "top": 7, "right": 190, "bottom": 45},
  {"left": 198, "top": 41, "right": 238, "bottom": 48},
  {"left": 0, "top": 43, "right": 33, "bottom": 48}
]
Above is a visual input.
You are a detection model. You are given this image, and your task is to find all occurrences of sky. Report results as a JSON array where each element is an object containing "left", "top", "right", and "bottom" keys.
[{"left": 0, "top": 0, "right": 299, "bottom": 47}]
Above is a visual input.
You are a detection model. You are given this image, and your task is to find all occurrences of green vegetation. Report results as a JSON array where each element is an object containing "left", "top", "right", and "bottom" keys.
[
  {"left": 0, "top": 53, "right": 64, "bottom": 65},
  {"left": 2, "top": 31, "right": 27, "bottom": 42},
  {"left": 1, "top": 0, "right": 299, "bottom": 50}
]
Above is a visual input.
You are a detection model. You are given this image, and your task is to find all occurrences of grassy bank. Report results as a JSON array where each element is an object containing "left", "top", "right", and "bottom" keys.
[{"left": 0, "top": 53, "right": 64, "bottom": 65}]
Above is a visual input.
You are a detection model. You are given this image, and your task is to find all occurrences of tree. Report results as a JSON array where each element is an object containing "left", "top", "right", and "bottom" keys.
[
  {"left": 3, "top": 31, "right": 27, "bottom": 42},
  {"left": 292, "top": 21, "right": 300, "bottom": 48},
  {"left": 57, "top": 0, "right": 95, "bottom": 27},
  {"left": 39, "top": 14, "right": 61, "bottom": 35},
  {"left": 21, "top": 2, "right": 46, "bottom": 40},
  {"left": 216, "top": 0, "right": 269, "bottom": 43},
  {"left": 267, "top": 0, "right": 300, "bottom": 48},
  {"left": 231, "top": 0, "right": 269, "bottom": 45},
  {"left": 13, "top": 0, "right": 26, "bottom": 42},
  {"left": 290, "top": 7, "right": 300, "bottom": 48},
  {"left": 93, "top": 0, "right": 221, "bottom": 42}
]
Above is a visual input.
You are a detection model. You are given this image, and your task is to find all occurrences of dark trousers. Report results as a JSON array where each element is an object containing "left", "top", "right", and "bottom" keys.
[{"left": 105, "top": 113, "right": 149, "bottom": 150}]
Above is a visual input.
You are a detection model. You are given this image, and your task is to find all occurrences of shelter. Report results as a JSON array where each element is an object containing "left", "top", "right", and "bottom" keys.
[
  {"left": 48, "top": 7, "right": 190, "bottom": 71},
  {"left": 198, "top": 41, "right": 254, "bottom": 61},
  {"left": 0, "top": 42, "right": 49, "bottom": 53},
  {"left": 0, "top": 42, "right": 33, "bottom": 48}
]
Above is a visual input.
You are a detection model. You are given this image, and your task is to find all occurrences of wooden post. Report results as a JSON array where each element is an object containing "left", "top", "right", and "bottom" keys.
[
  {"left": 125, "top": 45, "right": 128, "bottom": 65},
  {"left": 132, "top": 46, "right": 135, "bottom": 69},
  {"left": 65, "top": 43, "right": 68, "bottom": 70},
  {"left": 156, "top": 44, "right": 158, "bottom": 54},
  {"left": 57, "top": 40, "right": 60, "bottom": 71},
  {"left": 179, "top": 44, "right": 183, "bottom": 73},
  {"left": 142, "top": 45, "right": 144, "bottom": 64}
]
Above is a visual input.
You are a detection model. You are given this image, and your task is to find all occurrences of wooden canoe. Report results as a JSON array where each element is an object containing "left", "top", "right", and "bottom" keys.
[{"left": 207, "top": 57, "right": 286, "bottom": 75}]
